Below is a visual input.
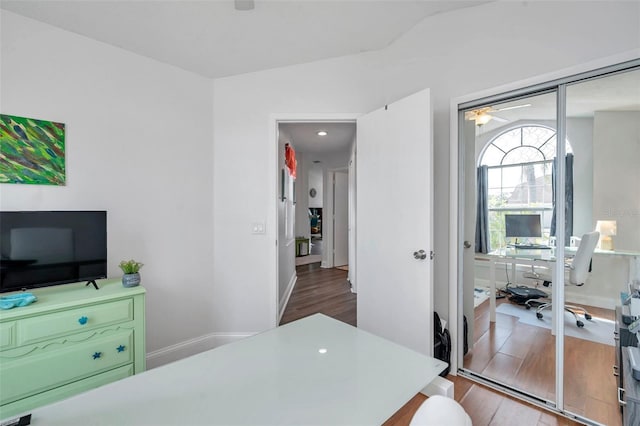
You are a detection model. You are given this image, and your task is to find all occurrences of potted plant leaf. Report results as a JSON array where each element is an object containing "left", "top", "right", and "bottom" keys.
[{"left": 119, "top": 259, "right": 143, "bottom": 288}]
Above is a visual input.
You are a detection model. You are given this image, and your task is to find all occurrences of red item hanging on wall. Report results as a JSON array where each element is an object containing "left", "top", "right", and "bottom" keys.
[{"left": 285, "top": 143, "right": 297, "bottom": 179}]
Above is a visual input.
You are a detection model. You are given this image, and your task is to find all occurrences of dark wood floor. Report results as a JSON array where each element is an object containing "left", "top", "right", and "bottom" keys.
[
  {"left": 279, "top": 262, "right": 356, "bottom": 326},
  {"left": 279, "top": 263, "right": 596, "bottom": 425}
]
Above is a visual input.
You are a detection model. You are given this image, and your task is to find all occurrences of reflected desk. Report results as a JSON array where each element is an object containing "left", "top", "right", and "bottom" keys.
[
  {"left": 487, "top": 248, "right": 557, "bottom": 323},
  {"left": 487, "top": 247, "right": 640, "bottom": 323},
  {"left": 17, "top": 314, "right": 447, "bottom": 426}
]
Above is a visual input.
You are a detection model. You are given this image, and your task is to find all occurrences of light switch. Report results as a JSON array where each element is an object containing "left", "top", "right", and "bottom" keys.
[{"left": 251, "top": 222, "right": 265, "bottom": 234}]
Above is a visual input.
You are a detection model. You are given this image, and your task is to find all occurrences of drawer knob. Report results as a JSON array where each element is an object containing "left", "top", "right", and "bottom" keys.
[
  {"left": 92, "top": 351, "right": 102, "bottom": 360},
  {"left": 117, "top": 345, "right": 126, "bottom": 353},
  {"left": 78, "top": 316, "right": 88, "bottom": 325}
]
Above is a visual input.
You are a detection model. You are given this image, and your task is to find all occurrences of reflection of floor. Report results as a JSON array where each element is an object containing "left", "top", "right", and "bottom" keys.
[
  {"left": 496, "top": 302, "right": 614, "bottom": 346},
  {"left": 464, "top": 298, "right": 619, "bottom": 425}
]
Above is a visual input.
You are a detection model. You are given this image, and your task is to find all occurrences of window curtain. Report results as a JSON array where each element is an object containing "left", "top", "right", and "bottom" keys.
[
  {"left": 475, "top": 165, "right": 490, "bottom": 253},
  {"left": 550, "top": 153, "right": 574, "bottom": 245}
]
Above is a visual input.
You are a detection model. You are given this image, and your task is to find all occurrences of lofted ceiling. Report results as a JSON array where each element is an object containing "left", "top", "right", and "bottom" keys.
[{"left": 0, "top": 0, "right": 489, "bottom": 79}]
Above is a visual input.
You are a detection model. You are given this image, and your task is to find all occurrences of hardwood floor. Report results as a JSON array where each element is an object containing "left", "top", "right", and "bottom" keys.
[
  {"left": 384, "top": 375, "right": 583, "bottom": 426},
  {"left": 279, "top": 264, "right": 610, "bottom": 425},
  {"left": 465, "top": 297, "right": 621, "bottom": 426},
  {"left": 279, "top": 263, "right": 356, "bottom": 326}
]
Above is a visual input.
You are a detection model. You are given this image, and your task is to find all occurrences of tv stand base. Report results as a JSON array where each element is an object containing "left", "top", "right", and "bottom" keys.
[{"left": 85, "top": 280, "right": 99, "bottom": 290}]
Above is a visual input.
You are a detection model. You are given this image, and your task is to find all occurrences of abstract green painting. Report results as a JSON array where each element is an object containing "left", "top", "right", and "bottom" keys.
[{"left": 0, "top": 114, "right": 66, "bottom": 185}]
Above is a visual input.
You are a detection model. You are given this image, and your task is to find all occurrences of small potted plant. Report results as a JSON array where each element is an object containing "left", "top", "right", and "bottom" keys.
[{"left": 119, "top": 259, "right": 144, "bottom": 288}]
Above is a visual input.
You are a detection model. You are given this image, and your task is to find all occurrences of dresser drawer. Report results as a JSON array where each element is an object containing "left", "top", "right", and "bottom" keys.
[
  {"left": 17, "top": 299, "right": 133, "bottom": 345},
  {"left": 1, "top": 329, "right": 133, "bottom": 405},
  {"left": 0, "top": 321, "right": 16, "bottom": 350}
]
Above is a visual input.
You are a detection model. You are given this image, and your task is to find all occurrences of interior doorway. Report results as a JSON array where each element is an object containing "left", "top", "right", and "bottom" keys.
[
  {"left": 275, "top": 120, "right": 356, "bottom": 325},
  {"left": 272, "top": 88, "right": 434, "bottom": 356}
]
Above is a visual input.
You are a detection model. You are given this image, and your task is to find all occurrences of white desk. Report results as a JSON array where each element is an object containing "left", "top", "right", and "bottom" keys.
[
  {"left": 487, "top": 247, "right": 640, "bottom": 323},
  {"left": 487, "top": 248, "right": 557, "bottom": 323},
  {"left": 16, "top": 314, "right": 447, "bottom": 426}
]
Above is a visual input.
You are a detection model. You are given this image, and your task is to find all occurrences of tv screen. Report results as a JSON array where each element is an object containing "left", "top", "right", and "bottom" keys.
[
  {"left": 0, "top": 211, "right": 107, "bottom": 293},
  {"left": 505, "top": 214, "right": 542, "bottom": 239}
]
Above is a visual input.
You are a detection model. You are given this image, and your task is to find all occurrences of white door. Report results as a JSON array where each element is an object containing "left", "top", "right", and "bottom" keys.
[
  {"left": 333, "top": 170, "right": 349, "bottom": 267},
  {"left": 356, "top": 89, "right": 433, "bottom": 355}
]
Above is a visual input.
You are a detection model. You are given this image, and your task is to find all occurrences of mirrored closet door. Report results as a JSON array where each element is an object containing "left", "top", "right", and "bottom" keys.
[
  {"left": 562, "top": 68, "right": 640, "bottom": 424},
  {"left": 459, "top": 89, "right": 559, "bottom": 404},
  {"left": 457, "top": 61, "right": 640, "bottom": 425}
]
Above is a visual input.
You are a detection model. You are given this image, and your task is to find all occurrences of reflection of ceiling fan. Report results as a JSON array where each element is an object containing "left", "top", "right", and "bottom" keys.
[{"left": 465, "top": 104, "right": 531, "bottom": 126}]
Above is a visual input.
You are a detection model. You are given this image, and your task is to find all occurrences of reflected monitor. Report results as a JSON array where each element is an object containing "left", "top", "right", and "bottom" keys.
[{"left": 505, "top": 214, "right": 542, "bottom": 239}]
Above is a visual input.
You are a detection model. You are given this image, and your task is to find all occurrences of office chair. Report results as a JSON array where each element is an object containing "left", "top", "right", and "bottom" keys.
[{"left": 523, "top": 231, "right": 600, "bottom": 328}]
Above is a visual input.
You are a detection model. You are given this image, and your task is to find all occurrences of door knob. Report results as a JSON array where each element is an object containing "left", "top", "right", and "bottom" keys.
[
  {"left": 413, "top": 250, "right": 427, "bottom": 260},
  {"left": 464, "top": 241, "right": 472, "bottom": 249}
]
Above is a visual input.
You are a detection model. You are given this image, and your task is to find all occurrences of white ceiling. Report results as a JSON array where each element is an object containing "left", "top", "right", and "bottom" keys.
[
  {"left": 0, "top": 0, "right": 489, "bottom": 79},
  {"left": 4, "top": 1, "right": 637, "bottom": 154},
  {"left": 471, "top": 68, "right": 640, "bottom": 133},
  {"left": 280, "top": 122, "right": 355, "bottom": 155}
]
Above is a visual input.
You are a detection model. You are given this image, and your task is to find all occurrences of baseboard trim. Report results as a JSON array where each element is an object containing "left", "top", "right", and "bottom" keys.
[
  {"left": 146, "top": 331, "right": 254, "bottom": 369},
  {"left": 279, "top": 273, "right": 297, "bottom": 323}
]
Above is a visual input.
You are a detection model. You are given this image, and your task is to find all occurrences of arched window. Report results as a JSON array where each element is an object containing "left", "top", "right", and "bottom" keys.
[{"left": 479, "top": 125, "right": 572, "bottom": 248}]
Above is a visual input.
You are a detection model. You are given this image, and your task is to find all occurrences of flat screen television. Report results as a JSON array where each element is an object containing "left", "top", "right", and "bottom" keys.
[
  {"left": 0, "top": 211, "right": 107, "bottom": 293},
  {"left": 504, "top": 214, "right": 542, "bottom": 239}
]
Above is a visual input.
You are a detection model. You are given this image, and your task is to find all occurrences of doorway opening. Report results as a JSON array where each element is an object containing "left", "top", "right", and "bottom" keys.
[{"left": 275, "top": 120, "right": 356, "bottom": 326}]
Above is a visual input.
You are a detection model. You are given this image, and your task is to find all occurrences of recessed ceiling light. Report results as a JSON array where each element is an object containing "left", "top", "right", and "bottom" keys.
[
  {"left": 317, "top": 131, "right": 328, "bottom": 136},
  {"left": 234, "top": 0, "right": 255, "bottom": 11}
]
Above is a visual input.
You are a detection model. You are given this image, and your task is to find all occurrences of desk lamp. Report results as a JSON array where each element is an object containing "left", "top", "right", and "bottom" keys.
[{"left": 595, "top": 220, "right": 617, "bottom": 250}]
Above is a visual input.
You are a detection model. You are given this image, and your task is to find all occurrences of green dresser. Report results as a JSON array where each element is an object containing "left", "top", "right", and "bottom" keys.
[{"left": 0, "top": 279, "right": 145, "bottom": 419}]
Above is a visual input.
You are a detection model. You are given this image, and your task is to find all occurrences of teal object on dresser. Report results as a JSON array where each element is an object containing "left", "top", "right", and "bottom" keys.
[{"left": 0, "top": 279, "right": 146, "bottom": 419}]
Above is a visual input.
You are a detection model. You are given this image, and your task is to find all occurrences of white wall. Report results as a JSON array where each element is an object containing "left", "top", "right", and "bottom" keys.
[
  {"left": 277, "top": 128, "right": 296, "bottom": 316},
  {"left": 3, "top": 1, "right": 639, "bottom": 362},
  {"left": 593, "top": 111, "right": 640, "bottom": 251},
  {"left": 1, "top": 11, "right": 215, "bottom": 365},
  {"left": 213, "top": 1, "right": 640, "bottom": 333},
  {"left": 567, "top": 118, "right": 595, "bottom": 236},
  {"left": 294, "top": 152, "right": 310, "bottom": 239},
  {"left": 308, "top": 163, "right": 323, "bottom": 209}
]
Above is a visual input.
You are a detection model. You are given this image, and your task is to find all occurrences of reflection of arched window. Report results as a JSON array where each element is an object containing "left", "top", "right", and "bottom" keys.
[{"left": 479, "top": 125, "right": 572, "bottom": 248}]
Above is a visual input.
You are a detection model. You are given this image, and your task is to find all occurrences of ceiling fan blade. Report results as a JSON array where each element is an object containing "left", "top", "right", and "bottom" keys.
[
  {"left": 464, "top": 111, "right": 478, "bottom": 121},
  {"left": 495, "top": 103, "right": 531, "bottom": 112},
  {"left": 491, "top": 115, "right": 509, "bottom": 123}
]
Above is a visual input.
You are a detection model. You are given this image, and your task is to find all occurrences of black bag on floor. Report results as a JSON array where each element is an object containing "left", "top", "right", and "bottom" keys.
[
  {"left": 433, "top": 312, "right": 451, "bottom": 377},
  {"left": 463, "top": 315, "right": 469, "bottom": 355}
]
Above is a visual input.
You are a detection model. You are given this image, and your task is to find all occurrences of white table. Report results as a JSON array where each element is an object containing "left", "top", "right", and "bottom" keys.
[
  {"left": 487, "top": 248, "right": 557, "bottom": 323},
  {"left": 487, "top": 247, "right": 640, "bottom": 323},
  {"left": 18, "top": 314, "right": 447, "bottom": 426}
]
